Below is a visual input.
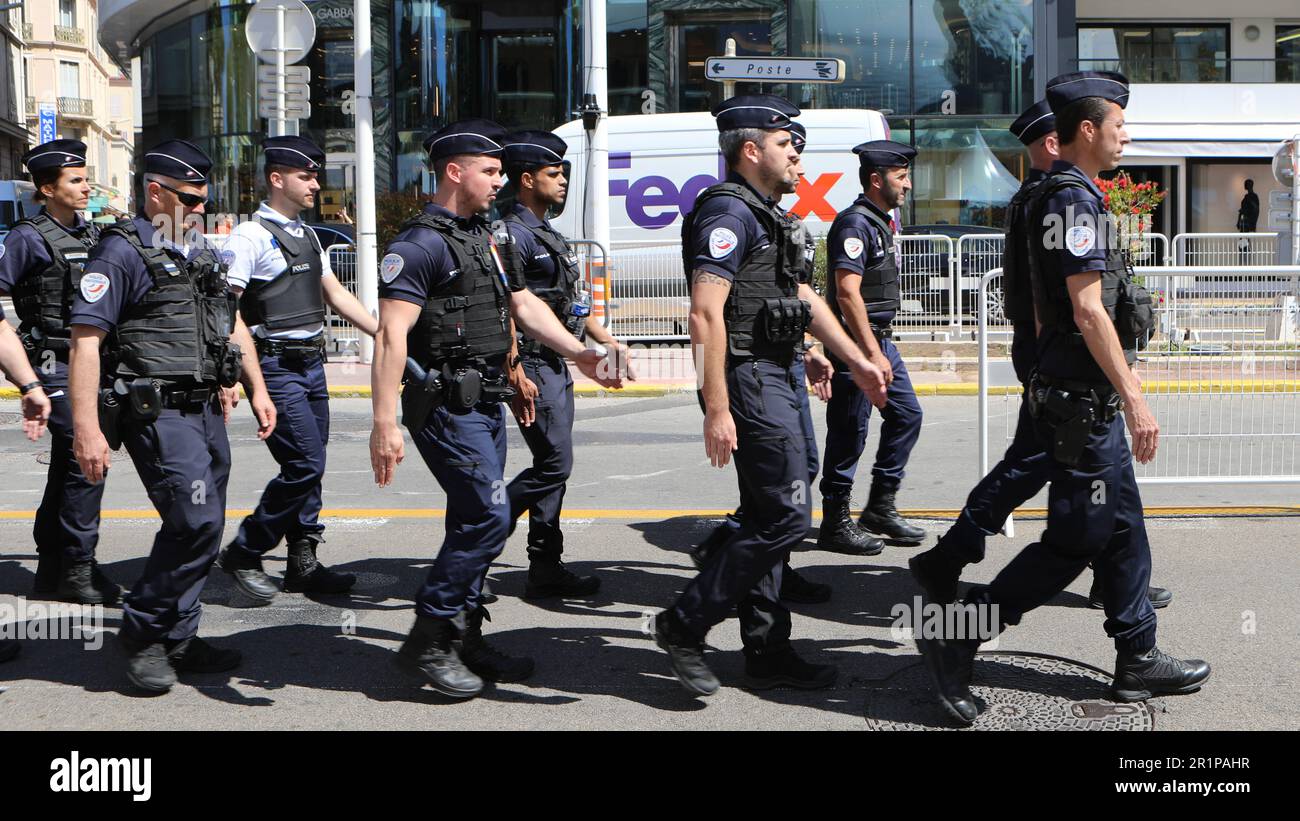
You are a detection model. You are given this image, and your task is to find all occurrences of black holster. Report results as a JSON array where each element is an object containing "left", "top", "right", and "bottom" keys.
[
  {"left": 1027, "top": 376, "right": 1121, "bottom": 468},
  {"left": 401, "top": 357, "right": 444, "bottom": 433},
  {"left": 219, "top": 343, "right": 244, "bottom": 388},
  {"left": 97, "top": 388, "right": 123, "bottom": 450}
]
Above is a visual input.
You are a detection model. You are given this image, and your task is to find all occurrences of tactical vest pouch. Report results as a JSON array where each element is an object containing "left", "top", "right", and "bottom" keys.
[
  {"left": 219, "top": 344, "right": 243, "bottom": 388},
  {"left": 759, "top": 297, "right": 811, "bottom": 346},
  {"left": 97, "top": 388, "right": 124, "bottom": 450},
  {"left": 1116, "top": 279, "right": 1155, "bottom": 352},
  {"left": 121, "top": 377, "right": 162, "bottom": 424}
]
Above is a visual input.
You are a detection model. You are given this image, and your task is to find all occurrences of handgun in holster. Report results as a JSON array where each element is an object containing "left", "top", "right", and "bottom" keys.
[
  {"left": 401, "top": 357, "right": 444, "bottom": 433},
  {"left": 1028, "top": 378, "right": 1096, "bottom": 468}
]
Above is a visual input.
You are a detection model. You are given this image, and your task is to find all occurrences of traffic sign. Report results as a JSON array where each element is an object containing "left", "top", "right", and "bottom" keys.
[
  {"left": 257, "top": 64, "right": 310, "bottom": 85},
  {"left": 259, "top": 99, "right": 311, "bottom": 119},
  {"left": 705, "top": 57, "right": 846, "bottom": 84},
  {"left": 1273, "top": 139, "right": 1296, "bottom": 187},
  {"left": 38, "top": 103, "right": 56, "bottom": 144},
  {"left": 257, "top": 79, "right": 310, "bottom": 103},
  {"left": 245, "top": 0, "right": 315, "bottom": 65},
  {"left": 1270, "top": 190, "right": 1293, "bottom": 209}
]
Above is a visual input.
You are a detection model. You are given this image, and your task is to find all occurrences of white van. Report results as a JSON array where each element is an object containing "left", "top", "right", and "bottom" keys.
[
  {"left": 0, "top": 180, "right": 39, "bottom": 239},
  {"left": 552, "top": 108, "right": 889, "bottom": 246},
  {"left": 550, "top": 110, "right": 889, "bottom": 335}
]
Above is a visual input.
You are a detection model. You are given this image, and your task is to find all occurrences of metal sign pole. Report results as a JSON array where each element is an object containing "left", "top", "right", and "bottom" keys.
[
  {"left": 354, "top": 0, "right": 378, "bottom": 363},
  {"left": 723, "top": 38, "right": 736, "bottom": 99},
  {"left": 274, "top": 3, "right": 286, "bottom": 137}
]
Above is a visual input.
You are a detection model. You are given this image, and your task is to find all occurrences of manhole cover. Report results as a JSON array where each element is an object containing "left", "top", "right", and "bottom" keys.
[{"left": 864, "top": 651, "right": 1154, "bottom": 731}]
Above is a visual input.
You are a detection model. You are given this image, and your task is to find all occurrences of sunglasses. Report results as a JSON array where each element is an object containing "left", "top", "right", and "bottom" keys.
[{"left": 153, "top": 180, "right": 206, "bottom": 208}]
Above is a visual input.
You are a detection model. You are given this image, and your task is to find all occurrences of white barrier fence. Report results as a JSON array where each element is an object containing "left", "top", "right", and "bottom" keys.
[{"left": 979, "top": 266, "right": 1300, "bottom": 498}]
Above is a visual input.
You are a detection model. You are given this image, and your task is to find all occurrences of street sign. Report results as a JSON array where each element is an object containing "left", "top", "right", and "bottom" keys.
[
  {"left": 257, "top": 64, "right": 310, "bottom": 85},
  {"left": 1270, "top": 190, "right": 1293, "bottom": 209},
  {"left": 38, "top": 103, "right": 56, "bottom": 144},
  {"left": 257, "top": 79, "right": 310, "bottom": 103},
  {"left": 1273, "top": 139, "right": 1295, "bottom": 187},
  {"left": 1268, "top": 208, "right": 1292, "bottom": 229},
  {"left": 259, "top": 99, "right": 311, "bottom": 119},
  {"left": 245, "top": 0, "right": 315, "bottom": 65},
  {"left": 705, "top": 56, "right": 846, "bottom": 84}
]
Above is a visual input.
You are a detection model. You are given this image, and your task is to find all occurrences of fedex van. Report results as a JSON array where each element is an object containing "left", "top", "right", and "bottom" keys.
[{"left": 550, "top": 110, "right": 889, "bottom": 335}]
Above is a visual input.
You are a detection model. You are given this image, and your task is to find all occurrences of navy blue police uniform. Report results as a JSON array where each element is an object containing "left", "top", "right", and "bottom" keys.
[
  {"left": 70, "top": 140, "right": 244, "bottom": 689},
  {"left": 0, "top": 139, "right": 118, "bottom": 603},
  {"left": 918, "top": 73, "right": 1208, "bottom": 725},
  {"left": 655, "top": 95, "right": 836, "bottom": 693},
  {"left": 820, "top": 140, "right": 925, "bottom": 546},
  {"left": 221, "top": 136, "right": 355, "bottom": 597},
  {"left": 687, "top": 119, "right": 829, "bottom": 604},
  {"left": 386, "top": 119, "right": 537, "bottom": 694},
  {"left": 498, "top": 131, "right": 600, "bottom": 598}
]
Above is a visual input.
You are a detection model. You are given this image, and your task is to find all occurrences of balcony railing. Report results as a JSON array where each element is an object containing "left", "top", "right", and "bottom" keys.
[
  {"left": 57, "top": 97, "right": 93, "bottom": 117},
  {"left": 54, "top": 25, "right": 84, "bottom": 46},
  {"left": 1077, "top": 57, "right": 1300, "bottom": 83}
]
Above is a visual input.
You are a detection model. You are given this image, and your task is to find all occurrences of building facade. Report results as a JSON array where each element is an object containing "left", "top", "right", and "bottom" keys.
[
  {"left": 20, "top": 0, "right": 136, "bottom": 214},
  {"left": 0, "top": 6, "right": 27, "bottom": 182}
]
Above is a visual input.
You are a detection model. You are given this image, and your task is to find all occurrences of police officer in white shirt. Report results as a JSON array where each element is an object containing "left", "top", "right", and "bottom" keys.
[{"left": 218, "top": 135, "right": 379, "bottom": 603}]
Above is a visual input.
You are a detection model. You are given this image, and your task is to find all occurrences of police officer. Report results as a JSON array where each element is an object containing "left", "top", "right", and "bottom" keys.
[
  {"left": 217, "top": 136, "right": 377, "bottom": 603},
  {"left": 686, "top": 119, "right": 835, "bottom": 605},
  {"left": 498, "top": 131, "right": 630, "bottom": 598},
  {"left": 819, "top": 140, "right": 926, "bottom": 553},
  {"left": 917, "top": 73, "right": 1210, "bottom": 725},
  {"left": 650, "top": 95, "right": 887, "bottom": 695},
  {"left": 910, "top": 101, "right": 1172, "bottom": 611},
  {"left": 0, "top": 140, "right": 120, "bottom": 604},
  {"left": 369, "top": 119, "right": 623, "bottom": 700},
  {"left": 69, "top": 139, "right": 278, "bottom": 693}
]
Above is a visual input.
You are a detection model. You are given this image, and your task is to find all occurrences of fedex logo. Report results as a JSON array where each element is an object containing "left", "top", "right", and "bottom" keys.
[{"left": 609, "top": 152, "right": 843, "bottom": 230}]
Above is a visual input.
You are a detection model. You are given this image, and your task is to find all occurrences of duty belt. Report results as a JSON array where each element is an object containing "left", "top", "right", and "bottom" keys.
[
  {"left": 1033, "top": 372, "right": 1117, "bottom": 399},
  {"left": 160, "top": 386, "right": 218, "bottom": 410},
  {"left": 256, "top": 334, "right": 327, "bottom": 360},
  {"left": 870, "top": 324, "right": 893, "bottom": 340}
]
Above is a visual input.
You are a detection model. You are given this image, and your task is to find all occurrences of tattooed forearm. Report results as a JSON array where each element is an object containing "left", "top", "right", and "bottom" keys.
[{"left": 692, "top": 271, "right": 731, "bottom": 287}]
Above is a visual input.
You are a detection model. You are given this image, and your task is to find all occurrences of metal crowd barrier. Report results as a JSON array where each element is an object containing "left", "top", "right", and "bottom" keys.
[
  {"left": 1173, "top": 232, "right": 1280, "bottom": 268},
  {"left": 325, "top": 243, "right": 361, "bottom": 355},
  {"left": 895, "top": 234, "right": 955, "bottom": 329},
  {"left": 979, "top": 266, "right": 1300, "bottom": 501}
]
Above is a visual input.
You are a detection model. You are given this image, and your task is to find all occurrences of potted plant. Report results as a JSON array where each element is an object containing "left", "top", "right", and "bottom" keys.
[{"left": 1094, "top": 172, "right": 1167, "bottom": 265}]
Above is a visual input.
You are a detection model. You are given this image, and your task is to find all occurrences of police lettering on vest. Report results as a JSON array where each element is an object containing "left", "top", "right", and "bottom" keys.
[
  {"left": 681, "top": 180, "right": 809, "bottom": 360},
  {"left": 9, "top": 212, "right": 98, "bottom": 357},
  {"left": 236, "top": 216, "right": 327, "bottom": 331}
]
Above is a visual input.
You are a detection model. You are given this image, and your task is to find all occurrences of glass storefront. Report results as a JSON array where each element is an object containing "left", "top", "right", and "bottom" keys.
[{"left": 1078, "top": 23, "right": 1228, "bottom": 83}]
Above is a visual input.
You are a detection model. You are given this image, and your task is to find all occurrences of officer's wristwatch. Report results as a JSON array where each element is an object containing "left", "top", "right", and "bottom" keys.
[{"left": 18, "top": 381, "right": 42, "bottom": 395}]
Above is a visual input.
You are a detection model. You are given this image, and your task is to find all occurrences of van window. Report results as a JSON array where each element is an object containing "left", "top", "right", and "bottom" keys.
[{"left": 0, "top": 202, "right": 18, "bottom": 231}]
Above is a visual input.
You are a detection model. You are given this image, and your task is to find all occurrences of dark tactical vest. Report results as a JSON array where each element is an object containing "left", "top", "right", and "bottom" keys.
[
  {"left": 403, "top": 212, "right": 513, "bottom": 371},
  {"left": 824, "top": 202, "right": 901, "bottom": 321},
  {"left": 504, "top": 211, "right": 582, "bottom": 358},
  {"left": 1000, "top": 176, "right": 1051, "bottom": 325},
  {"left": 237, "top": 217, "right": 326, "bottom": 331},
  {"left": 680, "top": 182, "right": 808, "bottom": 361},
  {"left": 103, "top": 220, "right": 237, "bottom": 385},
  {"left": 12, "top": 211, "right": 99, "bottom": 357},
  {"left": 1027, "top": 174, "right": 1155, "bottom": 364}
]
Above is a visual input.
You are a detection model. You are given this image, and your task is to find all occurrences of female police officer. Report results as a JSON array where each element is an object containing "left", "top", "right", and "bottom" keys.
[{"left": 0, "top": 139, "right": 119, "bottom": 604}]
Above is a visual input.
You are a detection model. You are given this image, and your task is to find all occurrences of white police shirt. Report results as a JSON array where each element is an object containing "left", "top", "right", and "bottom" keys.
[{"left": 223, "top": 201, "right": 330, "bottom": 340}]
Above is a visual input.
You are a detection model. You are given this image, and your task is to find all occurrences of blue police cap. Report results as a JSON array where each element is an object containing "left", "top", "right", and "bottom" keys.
[
  {"left": 789, "top": 121, "right": 807, "bottom": 155},
  {"left": 422, "top": 119, "right": 508, "bottom": 161},
  {"left": 1046, "top": 71, "right": 1130, "bottom": 114},
  {"left": 143, "top": 139, "right": 212, "bottom": 183},
  {"left": 711, "top": 94, "right": 800, "bottom": 132},
  {"left": 22, "top": 139, "right": 87, "bottom": 174},
  {"left": 852, "top": 139, "right": 917, "bottom": 170},
  {"left": 263, "top": 135, "right": 325, "bottom": 171},
  {"left": 502, "top": 131, "right": 568, "bottom": 171},
  {"left": 1010, "top": 100, "right": 1056, "bottom": 146}
]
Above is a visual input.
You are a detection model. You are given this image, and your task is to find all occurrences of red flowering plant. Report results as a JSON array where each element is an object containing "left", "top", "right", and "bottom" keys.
[{"left": 1093, "top": 172, "right": 1167, "bottom": 262}]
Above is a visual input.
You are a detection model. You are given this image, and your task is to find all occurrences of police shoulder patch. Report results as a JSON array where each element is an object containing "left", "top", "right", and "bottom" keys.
[
  {"left": 380, "top": 253, "right": 405, "bottom": 283},
  {"left": 843, "top": 237, "right": 864, "bottom": 259},
  {"left": 1066, "top": 225, "right": 1096, "bottom": 257},
  {"left": 708, "top": 227, "right": 738, "bottom": 259},
  {"left": 0, "top": 242, "right": 6, "bottom": 262},
  {"left": 79, "top": 271, "right": 111, "bottom": 303}
]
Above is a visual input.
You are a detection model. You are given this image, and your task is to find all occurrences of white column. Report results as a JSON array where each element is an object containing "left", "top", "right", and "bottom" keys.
[{"left": 354, "top": 0, "right": 378, "bottom": 363}]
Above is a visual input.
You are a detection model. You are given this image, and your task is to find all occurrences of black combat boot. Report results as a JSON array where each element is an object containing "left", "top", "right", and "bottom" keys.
[
  {"left": 457, "top": 606, "right": 534, "bottom": 682},
  {"left": 284, "top": 538, "right": 356, "bottom": 594},
  {"left": 119, "top": 634, "right": 177, "bottom": 694},
  {"left": 1088, "top": 576, "right": 1174, "bottom": 610},
  {"left": 524, "top": 560, "right": 600, "bottom": 599},
  {"left": 1111, "top": 647, "right": 1211, "bottom": 702},
  {"left": 218, "top": 545, "right": 278, "bottom": 604},
  {"left": 742, "top": 648, "right": 837, "bottom": 690},
  {"left": 909, "top": 543, "right": 967, "bottom": 605},
  {"left": 916, "top": 635, "right": 981, "bottom": 726},
  {"left": 392, "top": 615, "right": 483, "bottom": 699},
  {"left": 780, "top": 565, "right": 831, "bottom": 604},
  {"left": 816, "top": 498, "right": 885, "bottom": 555},
  {"left": 651, "top": 610, "right": 719, "bottom": 696},
  {"left": 858, "top": 480, "right": 926, "bottom": 545},
  {"left": 56, "top": 558, "right": 122, "bottom": 605},
  {"left": 166, "top": 636, "right": 242, "bottom": 674}
]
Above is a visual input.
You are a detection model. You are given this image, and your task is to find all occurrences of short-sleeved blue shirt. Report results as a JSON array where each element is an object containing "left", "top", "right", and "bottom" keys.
[
  {"left": 827, "top": 194, "right": 897, "bottom": 325},
  {"left": 378, "top": 202, "right": 525, "bottom": 307},
  {"left": 70, "top": 216, "right": 209, "bottom": 334},
  {"left": 1032, "top": 161, "right": 1113, "bottom": 384},
  {"left": 685, "top": 172, "right": 773, "bottom": 282}
]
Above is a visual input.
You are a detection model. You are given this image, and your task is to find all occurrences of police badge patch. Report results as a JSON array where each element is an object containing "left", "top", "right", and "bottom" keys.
[
  {"left": 843, "top": 237, "right": 864, "bottom": 259},
  {"left": 709, "top": 227, "right": 738, "bottom": 259},
  {"left": 80, "top": 272, "right": 111, "bottom": 303},
  {"left": 380, "top": 253, "right": 405, "bottom": 283},
  {"left": 1066, "top": 226, "right": 1096, "bottom": 257}
]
